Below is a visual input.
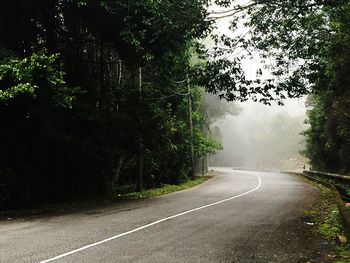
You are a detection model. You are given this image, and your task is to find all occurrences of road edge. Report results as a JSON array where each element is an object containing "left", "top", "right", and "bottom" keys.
[{"left": 283, "top": 171, "right": 350, "bottom": 241}]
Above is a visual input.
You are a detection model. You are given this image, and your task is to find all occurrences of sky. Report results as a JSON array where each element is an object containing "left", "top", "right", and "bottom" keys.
[
  {"left": 207, "top": 2, "right": 308, "bottom": 170},
  {"left": 210, "top": 98, "right": 308, "bottom": 170},
  {"left": 207, "top": 1, "right": 307, "bottom": 117}
]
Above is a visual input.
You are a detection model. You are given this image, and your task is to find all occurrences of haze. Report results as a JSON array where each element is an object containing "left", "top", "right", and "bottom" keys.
[
  {"left": 210, "top": 98, "right": 308, "bottom": 171},
  {"left": 207, "top": 2, "right": 308, "bottom": 171}
]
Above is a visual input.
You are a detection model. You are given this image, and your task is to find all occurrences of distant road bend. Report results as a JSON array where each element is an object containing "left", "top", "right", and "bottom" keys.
[{"left": 0, "top": 168, "right": 332, "bottom": 262}]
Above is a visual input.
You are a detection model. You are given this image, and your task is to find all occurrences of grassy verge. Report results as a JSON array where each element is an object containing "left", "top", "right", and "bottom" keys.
[
  {"left": 0, "top": 174, "right": 214, "bottom": 220},
  {"left": 304, "top": 181, "right": 350, "bottom": 262},
  {"left": 114, "top": 175, "right": 213, "bottom": 200}
]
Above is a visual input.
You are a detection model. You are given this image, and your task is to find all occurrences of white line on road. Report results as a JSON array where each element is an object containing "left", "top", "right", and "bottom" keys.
[{"left": 39, "top": 174, "right": 262, "bottom": 263}]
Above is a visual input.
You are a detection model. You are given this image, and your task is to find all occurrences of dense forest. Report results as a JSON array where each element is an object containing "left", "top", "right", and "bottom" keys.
[
  {"left": 1, "top": 0, "right": 350, "bottom": 207},
  {"left": 0, "top": 0, "right": 223, "bottom": 207}
]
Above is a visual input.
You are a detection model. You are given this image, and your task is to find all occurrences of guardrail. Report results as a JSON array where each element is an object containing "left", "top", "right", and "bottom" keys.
[
  {"left": 283, "top": 171, "right": 350, "bottom": 239},
  {"left": 303, "top": 170, "right": 350, "bottom": 185}
]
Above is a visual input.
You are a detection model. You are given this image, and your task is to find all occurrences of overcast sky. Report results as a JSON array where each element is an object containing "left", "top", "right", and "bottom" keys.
[
  {"left": 208, "top": 1, "right": 307, "bottom": 118},
  {"left": 208, "top": 2, "right": 308, "bottom": 169}
]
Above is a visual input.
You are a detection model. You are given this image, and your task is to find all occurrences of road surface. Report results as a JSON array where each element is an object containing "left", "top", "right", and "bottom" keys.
[{"left": 0, "top": 168, "right": 334, "bottom": 262}]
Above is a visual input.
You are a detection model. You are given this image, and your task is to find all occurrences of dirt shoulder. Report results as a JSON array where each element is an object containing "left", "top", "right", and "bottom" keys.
[{"left": 296, "top": 175, "right": 350, "bottom": 262}]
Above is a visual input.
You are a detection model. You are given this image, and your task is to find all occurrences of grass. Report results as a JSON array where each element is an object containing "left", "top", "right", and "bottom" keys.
[
  {"left": 304, "top": 181, "right": 350, "bottom": 262},
  {"left": 0, "top": 174, "right": 214, "bottom": 220},
  {"left": 315, "top": 187, "right": 341, "bottom": 240},
  {"left": 304, "top": 187, "right": 340, "bottom": 240},
  {"left": 114, "top": 175, "right": 213, "bottom": 200}
]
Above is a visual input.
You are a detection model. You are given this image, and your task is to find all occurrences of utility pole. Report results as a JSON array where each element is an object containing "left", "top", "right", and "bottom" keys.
[
  {"left": 187, "top": 75, "right": 195, "bottom": 180},
  {"left": 201, "top": 109, "right": 210, "bottom": 176},
  {"left": 136, "top": 66, "right": 143, "bottom": 192},
  {"left": 206, "top": 109, "right": 210, "bottom": 172},
  {"left": 99, "top": 40, "right": 104, "bottom": 110}
]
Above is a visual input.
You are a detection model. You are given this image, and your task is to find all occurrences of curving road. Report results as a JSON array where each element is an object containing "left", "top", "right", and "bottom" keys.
[{"left": 0, "top": 168, "right": 334, "bottom": 262}]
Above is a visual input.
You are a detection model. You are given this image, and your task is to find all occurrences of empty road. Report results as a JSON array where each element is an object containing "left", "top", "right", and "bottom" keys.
[{"left": 0, "top": 168, "right": 334, "bottom": 262}]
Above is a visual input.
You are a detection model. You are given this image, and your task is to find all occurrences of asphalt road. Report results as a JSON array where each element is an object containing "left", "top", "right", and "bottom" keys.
[{"left": 0, "top": 168, "right": 334, "bottom": 263}]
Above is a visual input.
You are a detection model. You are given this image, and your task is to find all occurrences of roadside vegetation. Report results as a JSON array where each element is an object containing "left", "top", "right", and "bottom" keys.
[
  {"left": 115, "top": 175, "right": 213, "bottom": 200},
  {"left": 0, "top": 174, "right": 213, "bottom": 220},
  {"left": 245, "top": 1, "right": 350, "bottom": 175},
  {"left": 305, "top": 182, "right": 350, "bottom": 262},
  {"left": 209, "top": 1, "right": 350, "bottom": 175},
  {"left": 2, "top": 1, "right": 350, "bottom": 209},
  {"left": 0, "top": 1, "right": 231, "bottom": 208}
]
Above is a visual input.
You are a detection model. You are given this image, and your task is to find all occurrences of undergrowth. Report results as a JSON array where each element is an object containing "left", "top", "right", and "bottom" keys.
[
  {"left": 305, "top": 182, "right": 350, "bottom": 262},
  {"left": 114, "top": 175, "right": 213, "bottom": 200},
  {"left": 0, "top": 175, "right": 214, "bottom": 220}
]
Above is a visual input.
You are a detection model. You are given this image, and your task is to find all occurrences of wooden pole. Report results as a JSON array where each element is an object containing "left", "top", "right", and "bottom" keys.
[
  {"left": 206, "top": 109, "right": 210, "bottom": 172},
  {"left": 202, "top": 158, "right": 205, "bottom": 176},
  {"left": 136, "top": 66, "right": 143, "bottom": 192},
  {"left": 99, "top": 40, "right": 104, "bottom": 110},
  {"left": 187, "top": 75, "right": 195, "bottom": 180}
]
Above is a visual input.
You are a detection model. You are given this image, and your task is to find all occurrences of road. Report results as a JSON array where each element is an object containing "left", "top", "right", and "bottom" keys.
[{"left": 0, "top": 168, "right": 334, "bottom": 263}]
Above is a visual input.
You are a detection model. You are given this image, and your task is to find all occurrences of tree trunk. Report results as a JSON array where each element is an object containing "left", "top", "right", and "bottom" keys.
[
  {"left": 136, "top": 67, "right": 144, "bottom": 192},
  {"left": 187, "top": 75, "right": 195, "bottom": 180}
]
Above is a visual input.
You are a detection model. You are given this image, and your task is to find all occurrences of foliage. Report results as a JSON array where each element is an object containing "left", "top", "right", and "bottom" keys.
[
  {"left": 115, "top": 175, "right": 212, "bottom": 200},
  {"left": 214, "top": 0, "right": 350, "bottom": 174},
  {"left": 1, "top": 0, "right": 327, "bottom": 207},
  {"left": 305, "top": 182, "right": 350, "bottom": 261},
  {"left": 0, "top": 52, "right": 75, "bottom": 107},
  {"left": 300, "top": 3, "right": 350, "bottom": 173},
  {"left": 200, "top": 92, "right": 241, "bottom": 125},
  {"left": 0, "top": 0, "right": 223, "bottom": 206},
  {"left": 194, "top": 134, "right": 223, "bottom": 159}
]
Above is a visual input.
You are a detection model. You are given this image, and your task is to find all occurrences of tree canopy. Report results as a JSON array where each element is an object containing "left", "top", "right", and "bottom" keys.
[
  {"left": 3, "top": 0, "right": 349, "bottom": 206},
  {"left": 213, "top": 0, "right": 350, "bottom": 173},
  {"left": 0, "top": 0, "right": 223, "bottom": 206}
]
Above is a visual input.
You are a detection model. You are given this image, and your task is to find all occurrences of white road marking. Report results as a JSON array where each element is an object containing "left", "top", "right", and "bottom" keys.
[{"left": 39, "top": 174, "right": 262, "bottom": 263}]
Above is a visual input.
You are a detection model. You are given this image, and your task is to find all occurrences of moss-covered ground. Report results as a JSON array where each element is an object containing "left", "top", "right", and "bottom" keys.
[{"left": 304, "top": 182, "right": 350, "bottom": 262}]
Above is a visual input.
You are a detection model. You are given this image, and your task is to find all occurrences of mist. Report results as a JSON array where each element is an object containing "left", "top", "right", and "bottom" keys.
[
  {"left": 206, "top": 3, "right": 308, "bottom": 171},
  {"left": 210, "top": 98, "right": 308, "bottom": 171}
]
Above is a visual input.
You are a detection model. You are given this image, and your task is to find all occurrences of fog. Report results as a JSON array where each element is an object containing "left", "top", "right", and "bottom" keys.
[
  {"left": 206, "top": 2, "right": 308, "bottom": 171},
  {"left": 210, "top": 98, "right": 308, "bottom": 171}
]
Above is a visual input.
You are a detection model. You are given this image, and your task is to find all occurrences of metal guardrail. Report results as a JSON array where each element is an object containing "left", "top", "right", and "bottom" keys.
[
  {"left": 283, "top": 170, "right": 350, "bottom": 239},
  {"left": 303, "top": 170, "right": 350, "bottom": 184},
  {"left": 301, "top": 172, "right": 350, "bottom": 200},
  {"left": 301, "top": 170, "right": 350, "bottom": 201}
]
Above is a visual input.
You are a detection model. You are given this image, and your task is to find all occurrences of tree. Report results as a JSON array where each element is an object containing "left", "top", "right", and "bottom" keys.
[
  {"left": 214, "top": 0, "right": 350, "bottom": 173},
  {"left": 0, "top": 0, "right": 224, "bottom": 205},
  {"left": 1, "top": 0, "right": 327, "bottom": 206}
]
